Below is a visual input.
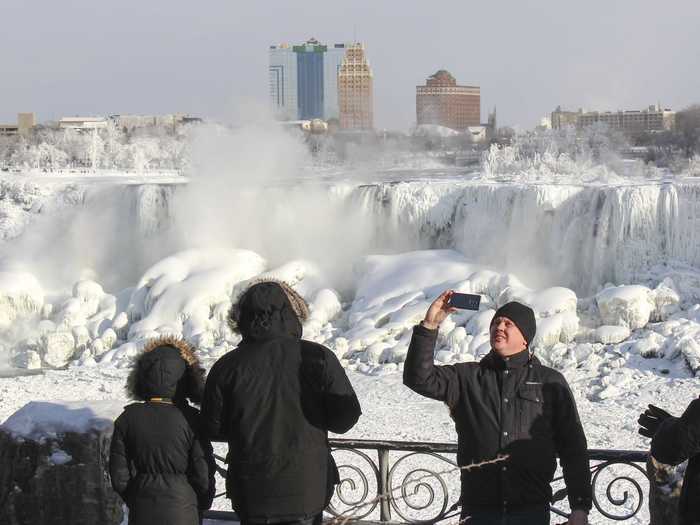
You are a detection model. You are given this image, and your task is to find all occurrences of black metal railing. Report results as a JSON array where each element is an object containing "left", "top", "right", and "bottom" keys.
[{"left": 204, "top": 439, "right": 650, "bottom": 524}]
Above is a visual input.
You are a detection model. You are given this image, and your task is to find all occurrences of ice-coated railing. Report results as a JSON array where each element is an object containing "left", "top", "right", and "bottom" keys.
[{"left": 204, "top": 438, "right": 650, "bottom": 523}]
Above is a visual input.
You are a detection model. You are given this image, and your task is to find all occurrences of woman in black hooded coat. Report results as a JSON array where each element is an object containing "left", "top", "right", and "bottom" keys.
[
  {"left": 201, "top": 280, "right": 362, "bottom": 525},
  {"left": 109, "top": 337, "right": 216, "bottom": 525}
]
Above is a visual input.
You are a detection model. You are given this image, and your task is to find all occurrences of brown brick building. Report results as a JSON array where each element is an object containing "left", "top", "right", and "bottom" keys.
[{"left": 416, "top": 70, "right": 480, "bottom": 130}]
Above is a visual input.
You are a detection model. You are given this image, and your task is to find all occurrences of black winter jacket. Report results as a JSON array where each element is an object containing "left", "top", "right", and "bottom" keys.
[
  {"left": 403, "top": 323, "right": 592, "bottom": 512},
  {"left": 651, "top": 396, "right": 700, "bottom": 525},
  {"left": 110, "top": 340, "right": 215, "bottom": 525},
  {"left": 201, "top": 282, "right": 362, "bottom": 523}
]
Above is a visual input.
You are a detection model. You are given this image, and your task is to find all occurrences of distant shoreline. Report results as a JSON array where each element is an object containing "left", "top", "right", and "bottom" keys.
[{"left": 0, "top": 169, "right": 186, "bottom": 185}]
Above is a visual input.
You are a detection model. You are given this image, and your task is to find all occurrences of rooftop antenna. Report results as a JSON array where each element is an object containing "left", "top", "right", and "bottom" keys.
[{"left": 353, "top": 24, "right": 357, "bottom": 44}]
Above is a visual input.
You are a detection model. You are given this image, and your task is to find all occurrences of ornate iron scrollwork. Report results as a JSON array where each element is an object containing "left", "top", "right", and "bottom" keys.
[
  {"left": 387, "top": 451, "right": 457, "bottom": 523},
  {"left": 205, "top": 439, "right": 651, "bottom": 524},
  {"left": 590, "top": 460, "right": 648, "bottom": 521},
  {"left": 326, "top": 447, "right": 381, "bottom": 521}
]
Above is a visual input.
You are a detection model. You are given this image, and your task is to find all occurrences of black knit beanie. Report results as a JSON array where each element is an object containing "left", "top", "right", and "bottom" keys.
[{"left": 491, "top": 302, "right": 537, "bottom": 346}]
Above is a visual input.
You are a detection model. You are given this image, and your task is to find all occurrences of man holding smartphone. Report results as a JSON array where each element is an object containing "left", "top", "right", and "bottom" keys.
[{"left": 403, "top": 291, "right": 591, "bottom": 525}]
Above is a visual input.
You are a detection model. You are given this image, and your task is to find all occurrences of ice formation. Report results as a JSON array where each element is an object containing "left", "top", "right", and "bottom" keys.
[
  {"left": 0, "top": 243, "right": 696, "bottom": 382},
  {"left": 0, "top": 137, "right": 699, "bottom": 379}
]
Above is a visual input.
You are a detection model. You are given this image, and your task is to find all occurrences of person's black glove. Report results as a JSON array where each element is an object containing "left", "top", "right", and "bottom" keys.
[{"left": 638, "top": 404, "right": 672, "bottom": 438}]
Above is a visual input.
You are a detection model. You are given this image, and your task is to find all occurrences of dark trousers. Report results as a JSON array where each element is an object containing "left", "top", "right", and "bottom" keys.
[
  {"left": 239, "top": 515, "right": 322, "bottom": 525},
  {"left": 461, "top": 506, "right": 550, "bottom": 525}
]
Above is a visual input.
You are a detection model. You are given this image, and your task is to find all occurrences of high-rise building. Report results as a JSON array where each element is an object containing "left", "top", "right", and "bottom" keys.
[
  {"left": 416, "top": 70, "right": 480, "bottom": 130},
  {"left": 338, "top": 44, "right": 374, "bottom": 130},
  {"left": 269, "top": 39, "right": 350, "bottom": 121},
  {"left": 269, "top": 44, "right": 298, "bottom": 121},
  {"left": 295, "top": 41, "right": 325, "bottom": 120}
]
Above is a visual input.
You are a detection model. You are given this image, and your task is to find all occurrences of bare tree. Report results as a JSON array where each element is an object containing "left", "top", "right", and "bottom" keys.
[{"left": 676, "top": 104, "right": 700, "bottom": 158}]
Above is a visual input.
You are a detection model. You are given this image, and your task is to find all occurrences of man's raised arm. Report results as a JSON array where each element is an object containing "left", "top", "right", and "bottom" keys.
[{"left": 403, "top": 290, "right": 459, "bottom": 406}]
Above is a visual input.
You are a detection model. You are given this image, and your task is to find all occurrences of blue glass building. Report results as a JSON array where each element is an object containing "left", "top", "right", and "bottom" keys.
[{"left": 295, "top": 46, "right": 325, "bottom": 120}]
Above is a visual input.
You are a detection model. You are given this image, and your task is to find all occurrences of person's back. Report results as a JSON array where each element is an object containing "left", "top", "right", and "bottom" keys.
[
  {"left": 110, "top": 338, "right": 215, "bottom": 525},
  {"left": 202, "top": 280, "right": 362, "bottom": 524}
]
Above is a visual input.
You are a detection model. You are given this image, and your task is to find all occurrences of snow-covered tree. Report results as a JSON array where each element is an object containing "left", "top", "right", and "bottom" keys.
[{"left": 0, "top": 122, "right": 195, "bottom": 172}]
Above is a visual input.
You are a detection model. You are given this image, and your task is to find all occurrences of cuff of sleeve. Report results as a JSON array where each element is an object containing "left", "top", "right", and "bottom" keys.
[
  {"left": 415, "top": 322, "right": 439, "bottom": 335},
  {"left": 569, "top": 498, "right": 592, "bottom": 512}
]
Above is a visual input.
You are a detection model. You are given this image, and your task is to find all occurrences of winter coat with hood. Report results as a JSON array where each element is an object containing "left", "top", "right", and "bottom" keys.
[
  {"left": 110, "top": 337, "right": 216, "bottom": 525},
  {"left": 651, "top": 395, "right": 700, "bottom": 525},
  {"left": 201, "top": 281, "right": 362, "bottom": 523}
]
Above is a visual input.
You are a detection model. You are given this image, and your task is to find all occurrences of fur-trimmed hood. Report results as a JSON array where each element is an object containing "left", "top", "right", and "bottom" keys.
[
  {"left": 127, "top": 336, "right": 206, "bottom": 404},
  {"left": 229, "top": 280, "right": 309, "bottom": 342}
]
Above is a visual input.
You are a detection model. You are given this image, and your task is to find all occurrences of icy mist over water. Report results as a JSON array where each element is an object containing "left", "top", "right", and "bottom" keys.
[
  {"left": 2, "top": 121, "right": 698, "bottom": 298},
  {"left": 6, "top": 177, "right": 697, "bottom": 298},
  {"left": 0, "top": 122, "right": 699, "bottom": 377}
]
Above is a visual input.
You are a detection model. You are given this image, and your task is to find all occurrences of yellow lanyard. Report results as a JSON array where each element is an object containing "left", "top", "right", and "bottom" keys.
[{"left": 148, "top": 397, "right": 173, "bottom": 404}]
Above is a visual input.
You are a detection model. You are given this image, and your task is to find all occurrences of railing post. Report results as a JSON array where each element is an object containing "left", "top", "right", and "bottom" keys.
[{"left": 378, "top": 447, "right": 392, "bottom": 522}]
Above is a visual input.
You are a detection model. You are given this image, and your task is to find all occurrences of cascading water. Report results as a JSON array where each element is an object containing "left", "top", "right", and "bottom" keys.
[
  {"left": 2, "top": 177, "right": 699, "bottom": 298},
  {"left": 348, "top": 180, "right": 700, "bottom": 298},
  {"left": 128, "top": 184, "right": 176, "bottom": 239},
  {"left": 0, "top": 181, "right": 179, "bottom": 291}
]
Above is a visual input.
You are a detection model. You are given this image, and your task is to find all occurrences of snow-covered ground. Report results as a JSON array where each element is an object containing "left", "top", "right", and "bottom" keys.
[{"left": 0, "top": 129, "right": 699, "bottom": 523}]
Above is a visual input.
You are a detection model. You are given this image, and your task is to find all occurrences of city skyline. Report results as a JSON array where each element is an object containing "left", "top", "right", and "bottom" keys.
[
  {"left": 269, "top": 38, "right": 351, "bottom": 122},
  {"left": 1, "top": 1, "right": 699, "bottom": 131}
]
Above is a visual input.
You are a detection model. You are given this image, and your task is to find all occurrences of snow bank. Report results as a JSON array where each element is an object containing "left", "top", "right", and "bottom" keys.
[
  {"left": 596, "top": 285, "right": 655, "bottom": 329},
  {"left": 103, "top": 250, "right": 267, "bottom": 365},
  {"left": 2, "top": 248, "right": 342, "bottom": 370},
  {"left": 411, "top": 124, "right": 460, "bottom": 138},
  {"left": 1, "top": 247, "right": 698, "bottom": 379},
  {"left": 341, "top": 250, "right": 585, "bottom": 370},
  {"left": 127, "top": 249, "right": 266, "bottom": 337},
  {"left": 1, "top": 400, "right": 123, "bottom": 440},
  {"left": 96, "top": 251, "right": 334, "bottom": 367}
]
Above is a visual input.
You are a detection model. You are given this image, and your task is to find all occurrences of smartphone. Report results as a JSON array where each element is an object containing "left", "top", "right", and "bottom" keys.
[{"left": 448, "top": 292, "right": 481, "bottom": 310}]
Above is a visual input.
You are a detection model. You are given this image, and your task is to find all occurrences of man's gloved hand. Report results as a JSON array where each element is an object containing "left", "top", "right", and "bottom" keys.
[{"left": 638, "top": 404, "right": 672, "bottom": 438}]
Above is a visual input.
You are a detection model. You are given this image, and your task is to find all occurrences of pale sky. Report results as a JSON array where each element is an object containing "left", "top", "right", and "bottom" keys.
[{"left": 1, "top": 0, "right": 699, "bottom": 130}]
